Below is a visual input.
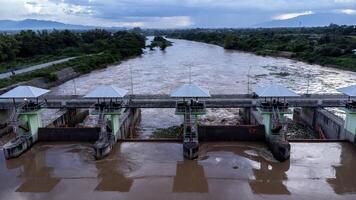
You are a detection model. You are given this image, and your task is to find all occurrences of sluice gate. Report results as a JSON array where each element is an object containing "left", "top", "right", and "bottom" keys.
[{"left": 1, "top": 84, "right": 356, "bottom": 162}]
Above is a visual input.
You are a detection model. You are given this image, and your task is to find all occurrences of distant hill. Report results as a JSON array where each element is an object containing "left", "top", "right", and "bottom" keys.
[
  {"left": 0, "top": 19, "right": 125, "bottom": 31},
  {"left": 255, "top": 13, "right": 356, "bottom": 28}
]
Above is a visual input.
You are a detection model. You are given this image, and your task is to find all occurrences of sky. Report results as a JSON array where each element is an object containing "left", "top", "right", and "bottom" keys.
[{"left": 0, "top": 0, "right": 355, "bottom": 28}]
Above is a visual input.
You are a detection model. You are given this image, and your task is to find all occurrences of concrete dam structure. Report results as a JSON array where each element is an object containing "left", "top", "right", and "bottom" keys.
[{"left": 1, "top": 84, "right": 356, "bottom": 162}]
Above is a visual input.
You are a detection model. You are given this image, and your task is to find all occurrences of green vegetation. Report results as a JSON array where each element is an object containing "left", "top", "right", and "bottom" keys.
[
  {"left": 0, "top": 54, "right": 71, "bottom": 73},
  {"left": 151, "top": 126, "right": 183, "bottom": 139},
  {"left": 0, "top": 53, "right": 118, "bottom": 88},
  {"left": 162, "top": 25, "right": 356, "bottom": 70},
  {"left": 0, "top": 29, "right": 145, "bottom": 88},
  {"left": 148, "top": 36, "right": 172, "bottom": 50}
]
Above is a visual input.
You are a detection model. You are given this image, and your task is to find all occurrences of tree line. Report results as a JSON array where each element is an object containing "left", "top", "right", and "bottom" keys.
[
  {"left": 0, "top": 29, "right": 145, "bottom": 64},
  {"left": 160, "top": 25, "right": 356, "bottom": 70},
  {"left": 0, "top": 29, "right": 146, "bottom": 88}
]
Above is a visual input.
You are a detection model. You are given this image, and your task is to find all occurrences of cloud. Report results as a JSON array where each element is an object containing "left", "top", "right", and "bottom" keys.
[
  {"left": 338, "top": 9, "right": 356, "bottom": 14},
  {"left": 24, "top": 2, "right": 42, "bottom": 14},
  {"left": 274, "top": 11, "right": 314, "bottom": 20},
  {"left": 0, "top": 0, "right": 356, "bottom": 28}
]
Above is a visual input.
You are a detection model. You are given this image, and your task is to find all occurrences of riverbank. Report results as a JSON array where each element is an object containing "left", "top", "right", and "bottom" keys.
[
  {"left": 164, "top": 26, "right": 356, "bottom": 71},
  {"left": 0, "top": 30, "right": 146, "bottom": 91},
  {"left": 169, "top": 36, "right": 356, "bottom": 71},
  {"left": 0, "top": 53, "right": 121, "bottom": 90},
  {"left": 0, "top": 56, "right": 77, "bottom": 79},
  {"left": 0, "top": 54, "right": 77, "bottom": 74}
]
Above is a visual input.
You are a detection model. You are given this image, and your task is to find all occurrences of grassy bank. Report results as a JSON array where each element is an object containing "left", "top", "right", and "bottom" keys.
[
  {"left": 0, "top": 52, "right": 128, "bottom": 88},
  {"left": 0, "top": 54, "right": 79, "bottom": 73},
  {"left": 0, "top": 30, "right": 146, "bottom": 89}
]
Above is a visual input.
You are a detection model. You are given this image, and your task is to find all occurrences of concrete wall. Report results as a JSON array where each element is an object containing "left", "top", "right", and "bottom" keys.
[
  {"left": 293, "top": 108, "right": 345, "bottom": 140},
  {"left": 118, "top": 108, "right": 141, "bottom": 139},
  {"left": 240, "top": 108, "right": 264, "bottom": 125},
  {"left": 28, "top": 68, "right": 79, "bottom": 89},
  {"left": 46, "top": 109, "right": 89, "bottom": 128},
  {"left": 37, "top": 108, "right": 141, "bottom": 142},
  {"left": 38, "top": 127, "right": 99, "bottom": 142},
  {"left": 198, "top": 125, "right": 265, "bottom": 141}
]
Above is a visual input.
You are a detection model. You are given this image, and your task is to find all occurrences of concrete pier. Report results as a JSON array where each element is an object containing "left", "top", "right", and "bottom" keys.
[
  {"left": 242, "top": 107, "right": 291, "bottom": 161},
  {"left": 3, "top": 109, "right": 43, "bottom": 159},
  {"left": 92, "top": 108, "right": 141, "bottom": 159}
]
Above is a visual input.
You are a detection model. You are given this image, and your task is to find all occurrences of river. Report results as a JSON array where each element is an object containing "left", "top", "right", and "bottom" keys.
[
  {"left": 51, "top": 38, "right": 356, "bottom": 135},
  {"left": 1, "top": 38, "right": 356, "bottom": 199}
]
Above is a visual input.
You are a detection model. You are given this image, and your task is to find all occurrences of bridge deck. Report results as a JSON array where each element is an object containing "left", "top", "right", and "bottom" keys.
[{"left": 0, "top": 94, "right": 349, "bottom": 109}]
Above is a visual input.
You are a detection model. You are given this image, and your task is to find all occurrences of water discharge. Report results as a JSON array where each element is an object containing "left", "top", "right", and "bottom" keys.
[
  {"left": 51, "top": 38, "right": 356, "bottom": 131},
  {"left": 1, "top": 39, "right": 356, "bottom": 199}
]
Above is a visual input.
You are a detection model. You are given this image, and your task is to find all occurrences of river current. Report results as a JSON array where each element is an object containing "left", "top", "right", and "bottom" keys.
[
  {"left": 1, "top": 38, "right": 356, "bottom": 199},
  {"left": 51, "top": 38, "right": 356, "bottom": 135}
]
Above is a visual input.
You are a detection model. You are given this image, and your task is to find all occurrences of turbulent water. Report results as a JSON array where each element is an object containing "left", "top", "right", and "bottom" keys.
[
  {"left": 49, "top": 38, "right": 356, "bottom": 135},
  {"left": 1, "top": 38, "right": 356, "bottom": 199}
]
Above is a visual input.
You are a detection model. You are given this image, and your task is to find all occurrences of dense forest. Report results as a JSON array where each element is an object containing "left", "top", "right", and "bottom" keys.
[
  {"left": 0, "top": 29, "right": 145, "bottom": 88},
  {"left": 0, "top": 29, "right": 145, "bottom": 69},
  {"left": 160, "top": 25, "right": 356, "bottom": 70}
]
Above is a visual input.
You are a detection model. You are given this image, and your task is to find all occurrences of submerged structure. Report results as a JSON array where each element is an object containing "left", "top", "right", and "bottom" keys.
[
  {"left": 0, "top": 86, "right": 49, "bottom": 159},
  {"left": 254, "top": 84, "right": 300, "bottom": 161},
  {"left": 171, "top": 83, "right": 210, "bottom": 159},
  {"left": 84, "top": 85, "right": 128, "bottom": 159}
]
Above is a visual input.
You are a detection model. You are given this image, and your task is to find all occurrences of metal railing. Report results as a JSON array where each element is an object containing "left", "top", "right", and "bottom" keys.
[
  {"left": 259, "top": 101, "right": 290, "bottom": 112},
  {"left": 175, "top": 101, "right": 206, "bottom": 114}
]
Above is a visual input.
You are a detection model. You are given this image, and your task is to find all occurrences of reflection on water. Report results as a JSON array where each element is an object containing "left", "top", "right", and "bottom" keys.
[
  {"left": 14, "top": 149, "right": 60, "bottom": 193},
  {"left": 327, "top": 144, "right": 356, "bottom": 195},
  {"left": 3, "top": 142, "right": 355, "bottom": 199},
  {"left": 95, "top": 144, "right": 134, "bottom": 192},
  {"left": 173, "top": 161, "right": 209, "bottom": 193}
]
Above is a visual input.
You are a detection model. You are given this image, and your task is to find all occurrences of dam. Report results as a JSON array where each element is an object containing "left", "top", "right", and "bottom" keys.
[{"left": 0, "top": 38, "right": 356, "bottom": 200}]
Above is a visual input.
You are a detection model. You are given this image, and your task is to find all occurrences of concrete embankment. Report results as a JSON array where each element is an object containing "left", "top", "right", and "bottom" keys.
[
  {"left": 0, "top": 57, "right": 77, "bottom": 79},
  {"left": 0, "top": 67, "right": 80, "bottom": 94}
]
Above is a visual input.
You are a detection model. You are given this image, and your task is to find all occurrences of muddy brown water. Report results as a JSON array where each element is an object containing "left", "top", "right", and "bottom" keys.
[
  {"left": 2, "top": 39, "right": 356, "bottom": 199},
  {"left": 0, "top": 142, "right": 355, "bottom": 200},
  {"left": 50, "top": 38, "right": 356, "bottom": 135}
]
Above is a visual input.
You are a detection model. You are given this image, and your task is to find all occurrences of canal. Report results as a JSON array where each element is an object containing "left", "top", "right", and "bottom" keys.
[{"left": 1, "top": 38, "right": 356, "bottom": 199}]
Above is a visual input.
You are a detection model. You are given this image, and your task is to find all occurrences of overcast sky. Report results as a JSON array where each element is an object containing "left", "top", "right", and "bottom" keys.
[{"left": 0, "top": 0, "right": 355, "bottom": 28}]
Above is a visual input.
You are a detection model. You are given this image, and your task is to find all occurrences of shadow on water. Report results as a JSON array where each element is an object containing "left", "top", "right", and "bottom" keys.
[
  {"left": 94, "top": 143, "right": 134, "bottom": 192},
  {"left": 249, "top": 161, "right": 290, "bottom": 195},
  {"left": 173, "top": 160, "right": 209, "bottom": 193},
  {"left": 199, "top": 142, "right": 291, "bottom": 195},
  {"left": 327, "top": 143, "right": 356, "bottom": 195},
  {"left": 4, "top": 145, "right": 60, "bottom": 192}
]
